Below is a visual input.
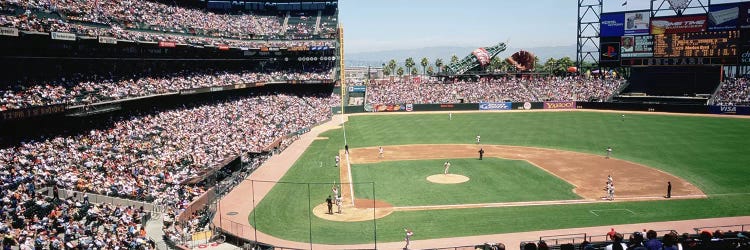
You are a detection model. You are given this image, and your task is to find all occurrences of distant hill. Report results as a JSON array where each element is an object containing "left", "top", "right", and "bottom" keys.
[{"left": 345, "top": 45, "right": 577, "bottom": 67}]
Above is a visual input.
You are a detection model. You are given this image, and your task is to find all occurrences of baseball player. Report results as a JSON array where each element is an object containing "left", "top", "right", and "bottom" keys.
[
  {"left": 476, "top": 135, "right": 481, "bottom": 144},
  {"left": 335, "top": 155, "right": 340, "bottom": 167},
  {"left": 621, "top": 114, "right": 625, "bottom": 122},
  {"left": 378, "top": 146, "right": 384, "bottom": 158},
  {"left": 607, "top": 183, "right": 615, "bottom": 201},
  {"left": 335, "top": 195, "right": 342, "bottom": 213},
  {"left": 332, "top": 184, "right": 339, "bottom": 198},
  {"left": 449, "top": 112, "right": 452, "bottom": 120},
  {"left": 404, "top": 228, "right": 414, "bottom": 249},
  {"left": 443, "top": 161, "right": 451, "bottom": 175},
  {"left": 606, "top": 147, "right": 612, "bottom": 159}
]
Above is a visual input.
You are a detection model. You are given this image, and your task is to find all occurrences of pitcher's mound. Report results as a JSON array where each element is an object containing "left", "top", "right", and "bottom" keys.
[
  {"left": 427, "top": 174, "right": 470, "bottom": 184},
  {"left": 312, "top": 200, "right": 394, "bottom": 222}
]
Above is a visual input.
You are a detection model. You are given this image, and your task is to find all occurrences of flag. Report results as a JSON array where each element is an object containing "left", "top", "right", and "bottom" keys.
[{"left": 622, "top": 1, "right": 627, "bottom": 6}]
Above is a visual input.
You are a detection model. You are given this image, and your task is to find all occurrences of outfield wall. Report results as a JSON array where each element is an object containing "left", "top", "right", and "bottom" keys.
[{"left": 334, "top": 102, "right": 750, "bottom": 116}]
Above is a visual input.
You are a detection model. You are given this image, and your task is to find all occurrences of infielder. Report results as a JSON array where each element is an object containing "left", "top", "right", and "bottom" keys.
[
  {"left": 443, "top": 161, "right": 451, "bottom": 175},
  {"left": 606, "top": 147, "right": 612, "bottom": 159},
  {"left": 335, "top": 155, "right": 340, "bottom": 167},
  {"left": 404, "top": 228, "right": 414, "bottom": 249},
  {"left": 378, "top": 146, "right": 384, "bottom": 158}
]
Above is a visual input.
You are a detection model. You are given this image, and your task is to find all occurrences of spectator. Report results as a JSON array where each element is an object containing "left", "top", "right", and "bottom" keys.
[
  {"left": 645, "top": 230, "right": 663, "bottom": 250},
  {"left": 606, "top": 232, "right": 627, "bottom": 250}
]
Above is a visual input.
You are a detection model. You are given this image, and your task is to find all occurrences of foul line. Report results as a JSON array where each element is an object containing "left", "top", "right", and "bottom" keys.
[
  {"left": 346, "top": 152, "right": 355, "bottom": 206},
  {"left": 590, "top": 209, "right": 636, "bottom": 217}
]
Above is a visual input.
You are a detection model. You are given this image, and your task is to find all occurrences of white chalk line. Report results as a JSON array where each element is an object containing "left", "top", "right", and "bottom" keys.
[{"left": 590, "top": 209, "right": 636, "bottom": 217}]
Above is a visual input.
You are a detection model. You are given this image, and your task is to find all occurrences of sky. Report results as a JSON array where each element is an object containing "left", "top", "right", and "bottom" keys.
[{"left": 339, "top": 0, "right": 749, "bottom": 54}]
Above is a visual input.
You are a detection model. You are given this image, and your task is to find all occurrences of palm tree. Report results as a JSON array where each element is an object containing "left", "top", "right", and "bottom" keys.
[
  {"left": 420, "top": 57, "right": 429, "bottom": 75},
  {"left": 450, "top": 54, "right": 459, "bottom": 64},
  {"left": 410, "top": 67, "right": 418, "bottom": 76},
  {"left": 383, "top": 67, "right": 391, "bottom": 76},
  {"left": 427, "top": 66, "right": 434, "bottom": 75},
  {"left": 435, "top": 58, "right": 444, "bottom": 74},
  {"left": 405, "top": 57, "right": 415, "bottom": 75},
  {"left": 387, "top": 59, "right": 397, "bottom": 76},
  {"left": 396, "top": 67, "right": 404, "bottom": 77}
]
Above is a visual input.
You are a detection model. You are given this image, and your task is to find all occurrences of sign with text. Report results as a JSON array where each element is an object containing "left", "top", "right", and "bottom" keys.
[
  {"left": 0, "top": 27, "right": 18, "bottom": 37},
  {"left": 708, "top": 3, "right": 740, "bottom": 31},
  {"left": 98, "top": 36, "right": 117, "bottom": 44},
  {"left": 624, "top": 11, "right": 650, "bottom": 35},
  {"left": 158, "top": 41, "right": 176, "bottom": 48},
  {"left": 544, "top": 101, "right": 576, "bottom": 110},
  {"left": 740, "top": 2, "right": 750, "bottom": 29},
  {"left": 601, "top": 13, "right": 625, "bottom": 37},
  {"left": 50, "top": 32, "right": 76, "bottom": 41},
  {"left": 479, "top": 102, "right": 512, "bottom": 111},
  {"left": 621, "top": 35, "right": 654, "bottom": 58},
  {"left": 651, "top": 15, "right": 707, "bottom": 35}
]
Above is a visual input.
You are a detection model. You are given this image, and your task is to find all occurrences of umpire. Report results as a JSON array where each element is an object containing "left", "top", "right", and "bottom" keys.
[
  {"left": 479, "top": 148, "right": 484, "bottom": 160},
  {"left": 326, "top": 195, "right": 333, "bottom": 214}
]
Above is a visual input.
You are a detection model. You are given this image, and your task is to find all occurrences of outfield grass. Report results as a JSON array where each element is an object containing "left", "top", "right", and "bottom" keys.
[
  {"left": 351, "top": 158, "right": 580, "bottom": 206},
  {"left": 251, "top": 111, "right": 750, "bottom": 244}
]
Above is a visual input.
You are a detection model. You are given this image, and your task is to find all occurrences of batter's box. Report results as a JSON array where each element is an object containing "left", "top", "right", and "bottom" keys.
[{"left": 589, "top": 209, "right": 636, "bottom": 217}]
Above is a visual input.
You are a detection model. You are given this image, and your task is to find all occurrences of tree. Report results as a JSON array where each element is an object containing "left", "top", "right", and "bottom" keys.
[
  {"left": 405, "top": 57, "right": 415, "bottom": 75},
  {"left": 427, "top": 66, "right": 434, "bottom": 75},
  {"left": 420, "top": 57, "right": 429, "bottom": 75},
  {"left": 489, "top": 56, "right": 503, "bottom": 72},
  {"left": 450, "top": 54, "right": 459, "bottom": 64},
  {"left": 383, "top": 67, "right": 391, "bottom": 76},
  {"left": 544, "top": 58, "right": 558, "bottom": 74},
  {"left": 434, "top": 58, "right": 444, "bottom": 74},
  {"left": 387, "top": 59, "right": 397, "bottom": 76},
  {"left": 396, "top": 67, "right": 404, "bottom": 77},
  {"left": 410, "top": 67, "right": 418, "bottom": 76}
]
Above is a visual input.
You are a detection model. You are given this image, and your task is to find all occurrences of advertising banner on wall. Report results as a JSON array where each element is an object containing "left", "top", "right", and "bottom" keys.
[
  {"left": 650, "top": 15, "right": 707, "bottom": 34},
  {"left": 544, "top": 101, "right": 576, "bottom": 110},
  {"left": 0, "top": 27, "right": 18, "bottom": 37},
  {"left": 479, "top": 102, "right": 512, "bottom": 110},
  {"left": 51, "top": 32, "right": 76, "bottom": 41},
  {"left": 601, "top": 13, "right": 625, "bottom": 37},
  {"left": 600, "top": 42, "right": 621, "bottom": 62},
  {"left": 708, "top": 3, "right": 740, "bottom": 31},
  {"left": 624, "top": 11, "right": 650, "bottom": 35},
  {"left": 348, "top": 86, "right": 366, "bottom": 93},
  {"left": 364, "top": 104, "right": 413, "bottom": 112},
  {"left": 709, "top": 105, "right": 750, "bottom": 115}
]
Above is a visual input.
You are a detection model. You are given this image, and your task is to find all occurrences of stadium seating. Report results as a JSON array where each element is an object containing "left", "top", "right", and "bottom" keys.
[
  {"left": 714, "top": 78, "right": 750, "bottom": 106},
  {"left": 0, "top": 91, "right": 339, "bottom": 249},
  {"left": 365, "top": 77, "right": 625, "bottom": 104},
  {"left": 0, "top": 1, "right": 337, "bottom": 47},
  {"left": 0, "top": 69, "right": 334, "bottom": 111}
]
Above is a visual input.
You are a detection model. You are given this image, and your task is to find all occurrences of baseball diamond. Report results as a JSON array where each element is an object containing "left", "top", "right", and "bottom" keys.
[{"left": 214, "top": 110, "right": 750, "bottom": 248}]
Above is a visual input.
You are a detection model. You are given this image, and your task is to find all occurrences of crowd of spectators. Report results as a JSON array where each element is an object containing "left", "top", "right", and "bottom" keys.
[
  {"left": 714, "top": 78, "right": 750, "bottom": 106},
  {"left": 0, "top": 91, "right": 339, "bottom": 248},
  {"left": 1, "top": 0, "right": 289, "bottom": 39},
  {"left": 0, "top": 69, "right": 334, "bottom": 110},
  {"left": 0, "top": 186, "right": 156, "bottom": 249},
  {"left": 365, "top": 77, "right": 625, "bottom": 104},
  {"left": 518, "top": 228, "right": 750, "bottom": 250},
  {"left": 0, "top": 12, "right": 335, "bottom": 48}
]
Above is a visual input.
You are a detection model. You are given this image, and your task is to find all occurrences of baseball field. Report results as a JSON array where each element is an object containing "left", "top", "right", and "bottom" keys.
[{"left": 249, "top": 111, "right": 750, "bottom": 245}]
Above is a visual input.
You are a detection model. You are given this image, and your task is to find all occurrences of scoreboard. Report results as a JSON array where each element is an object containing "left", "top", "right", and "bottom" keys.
[
  {"left": 599, "top": 2, "right": 750, "bottom": 66},
  {"left": 653, "top": 31, "right": 739, "bottom": 58}
]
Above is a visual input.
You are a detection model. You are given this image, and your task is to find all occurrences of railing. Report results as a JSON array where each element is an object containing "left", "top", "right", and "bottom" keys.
[
  {"left": 693, "top": 224, "right": 750, "bottom": 233},
  {"left": 42, "top": 187, "right": 161, "bottom": 213}
]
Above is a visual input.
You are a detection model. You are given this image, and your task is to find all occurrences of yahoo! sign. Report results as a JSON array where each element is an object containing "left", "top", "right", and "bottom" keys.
[{"left": 544, "top": 101, "right": 576, "bottom": 110}]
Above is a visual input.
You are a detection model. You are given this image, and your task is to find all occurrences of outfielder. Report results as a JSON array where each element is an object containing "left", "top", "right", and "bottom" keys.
[
  {"left": 335, "top": 155, "right": 340, "bottom": 167},
  {"left": 449, "top": 112, "right": 452, "bottom": 120},
  {"left": 606, "top": 146, "right": 612, "bottom": 159},
  {"left": 443, "top": 161, "right": 451, "bottom": 175},
  {"left": 476, "top": 135, "right": 481, "bottom": 144}
]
